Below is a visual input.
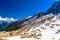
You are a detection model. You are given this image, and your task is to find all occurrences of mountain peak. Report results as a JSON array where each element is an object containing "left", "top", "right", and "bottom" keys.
[{"left": 45, "top": 1, "right": 60, "bottom": 15}]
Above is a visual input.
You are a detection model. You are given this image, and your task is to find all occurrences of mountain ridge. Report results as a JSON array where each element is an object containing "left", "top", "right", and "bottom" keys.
[
  {"left": 0, "top": 1, "right": 60, "bottom": 31},
  {"left": 5, "top": 1, "right": 60, "bottom": 31}
]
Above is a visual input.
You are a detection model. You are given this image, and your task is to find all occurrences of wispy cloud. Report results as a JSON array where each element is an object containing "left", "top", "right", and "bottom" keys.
[{"left": 0, "top": 16, "right": 18, "bottom": 21}]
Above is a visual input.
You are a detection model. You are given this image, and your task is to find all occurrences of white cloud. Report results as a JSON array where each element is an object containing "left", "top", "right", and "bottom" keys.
[
  {"left": 0, "top": 16, "right": 18, "bottom": 21},
  {"left": 11, "top": 18, "right": 14, "bottom": 20}
]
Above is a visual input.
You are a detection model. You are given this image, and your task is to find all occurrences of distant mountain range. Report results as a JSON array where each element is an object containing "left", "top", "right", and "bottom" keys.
[
  {"left": 0, "top": 1, "right": 60, "bottom": 31},
  {"left": 0, "top": 17, "right": 16, "bottom": 31}
]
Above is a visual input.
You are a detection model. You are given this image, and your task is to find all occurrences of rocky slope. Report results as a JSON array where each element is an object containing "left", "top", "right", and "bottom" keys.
[{"left": 1, "top": 13, "right": 60, "bottom": 40}]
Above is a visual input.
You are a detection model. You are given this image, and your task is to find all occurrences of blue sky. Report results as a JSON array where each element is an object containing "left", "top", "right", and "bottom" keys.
[{"left": 0, "top": 0, "right": 58, "bottom": 19}]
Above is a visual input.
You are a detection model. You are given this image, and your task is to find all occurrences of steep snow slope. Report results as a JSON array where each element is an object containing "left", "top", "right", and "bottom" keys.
[
  {"left": 2, "top": 14, "right": 60, "bottom": 40},
  {"left": 0, "top": 14, "right": 60, "bottom": 40}
]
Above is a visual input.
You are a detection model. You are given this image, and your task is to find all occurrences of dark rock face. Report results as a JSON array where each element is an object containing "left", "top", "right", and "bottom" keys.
[
  {"left": 34, "top": 12, "right": 44, "bottom": 18},
  {"left": 45, "top": 1, "right": 60, "bottom": 14}
]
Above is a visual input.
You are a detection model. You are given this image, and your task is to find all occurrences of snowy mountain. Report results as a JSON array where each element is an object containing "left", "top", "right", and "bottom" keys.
[
  {"left": 5, "top": 1, "right": 60, "bottom": 31},
  {"left": 1, "top": 1, "right": 60, "bottom": 40},
  {"left": 1, "top": 13, "right": 60, "bottom": 40}
]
